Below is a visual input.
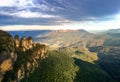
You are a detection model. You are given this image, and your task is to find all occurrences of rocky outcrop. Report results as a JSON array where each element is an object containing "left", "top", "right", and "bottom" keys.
[
  {"left": 15, "top": 43, "right": 46, "bottom": 82},
  {"left": 20, "top": 36, "right": 29, "bottom": 51},
  {"left": 14, "top": 35, "right": 33, "bottom": 52},
  {"left": 27, "top": 36, "right": 33, "bottom": 49},
  {"left": 11, "top": 43, "right": 47, "bottom": 82},
  {"left": 14, "top": 35, "right": 20, "bottom": 48},
  {"left": 0, "top": 30, "right": 17, "bottom": 82},
  {"left": 0, "top": 30, "right": 47, "bottom": 82}
]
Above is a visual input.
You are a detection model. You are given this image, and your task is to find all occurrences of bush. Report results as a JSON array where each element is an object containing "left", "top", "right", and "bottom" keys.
[{"left": 21, "top": 50, "right": 79, "bottom": 82}]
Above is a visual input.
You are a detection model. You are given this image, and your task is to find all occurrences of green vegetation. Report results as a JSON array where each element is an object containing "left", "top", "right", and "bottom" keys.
[
  {"left": 74, "top": 58, "right": 114, "bottom": 82},
  {"left": 1, "top": 30, "right": 120, "bottom": 82},
  {"left": 2, "top": 43, "right": 46, "bottom": 81},
  {"left": 20, "top": 49, "right": 114, "bottom": 82},
  {"left": 0, "top": 30, "right": 15, "bottom": 53},
  {"left": 95, "top": 46, "right": 120, "bottom": 81},
  {"left": 104, "top": 37, "right": 120, "bottom": 46},
  {"left": 89, "top": 46, "right": 120, "bottom": 82},
  {"left": 21, "top": 50, "right": 79, "bottom": 82},
  {"left": 58, "top": 47, "right": 98, "bottom": 63}
]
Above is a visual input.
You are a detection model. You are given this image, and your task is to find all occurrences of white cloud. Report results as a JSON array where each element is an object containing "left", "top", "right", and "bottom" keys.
[
  {"left": 12, "top": 11, "right": 58, "bottom": 18},
  {"left": 0, "top": 25, "right": 58, "bottom": 31},
  {"left": 0, "top": 0, "right": 15, "bottom": 7},
  {"left": 0, "top": 10, "right": 59, "bottom": 18},
  {"left": 16, "top": 0, "right": 37, "bottom": 8},
  {"left": 37, "top": 4, "right": 51, "bottom": 11},
  {"left": 0, "top": 0, "right": 58, "bottom": 18},
  {"left": 0, "top": 0, "right": 36, "bottom": 7},
  {"left": 0, "top": 0, "right": 54, "bottom": 11},
  {"left": 0, "top": 18, "right": 120, "bottom": 31},
  {"left": 60, "top": 19, "right": 120, "bottom": 31}
]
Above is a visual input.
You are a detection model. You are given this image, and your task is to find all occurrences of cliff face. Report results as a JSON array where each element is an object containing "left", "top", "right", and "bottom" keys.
[
  {"left": 14, "top": 35, "right": 33, "bottom": 51},
  {"left": 0, "top": 30, "right": 17, "bottom": 82},
  {"left": 55, "top": 29, "right": 88, "bottom": 33},
  {"left": 0, "top": 30, "right": 46, "bottom": 82},
  {"left": 36, "top": 29, "right": 104, "bottom": 48}
]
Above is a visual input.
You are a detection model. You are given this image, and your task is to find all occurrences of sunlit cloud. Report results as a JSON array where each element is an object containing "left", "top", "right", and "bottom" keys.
[
  {"left": 0, "top": 25, "right": 59, "bottom": 31},
  {"left": 0, "top": 17, "right": 120, "bottom": 31},
  {"left": 0, "top": 0, "right": 120, "bottom": 30}
]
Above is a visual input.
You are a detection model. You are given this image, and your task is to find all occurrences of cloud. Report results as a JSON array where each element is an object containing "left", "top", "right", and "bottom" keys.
[
  {"left": 0, "top": 0, "right": 15, "bottom": 7},
  {"left": 0, "top": 10, "right": 58, "bottom": 18},
  {"left": 0, "top": 0, "right": 36, "bottom": 7},
  {"left": 0, "top": 14, "right": 69, "bottom": 26},
  {"left": 14, "top": 11, "right": 57, "bottom": 18},
  {"left": 52, "top": 0, "right": 120, "bottom": 21},
  {"left": 0, "top": 25, "right": 59, "bottom": 31},
  {"left": 0, "top": 0, "right": 120, "bottom": 26},
  {"left": 1, "top": 19, "right": 120, "bottom": 31}
]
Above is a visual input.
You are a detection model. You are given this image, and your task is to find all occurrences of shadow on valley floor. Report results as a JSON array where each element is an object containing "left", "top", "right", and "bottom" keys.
[
  {"left": 73, "top": 58, "right": 115, "bottom": 82},
  {"left": 96, "top": 54, "right": 120, "bottom": 82},
  {"left": 88, "top": 46, "right": 120, "bottom": 82}
]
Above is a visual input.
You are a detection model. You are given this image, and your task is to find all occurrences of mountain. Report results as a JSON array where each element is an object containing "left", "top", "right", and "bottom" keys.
[
  {"left": 106, "top": 29, "right": 120, "bottom": 33},
  {"left": 1, "top": 30, "right": 120, "bottom": 82},
  {"left": 101, "top": 29, "right": 120, "bottom": 46},
  {"left": 35, "top": 29, "right": 107, "bottom": 48},
  {"left": 7, "top": 30, "right": 51, "bottom": 39},
  {"left": 34, "top": 29, "right": 120, "bottom": 82},
  {"left": 104, "top": 28, "right": 120, "bottom": 37}
]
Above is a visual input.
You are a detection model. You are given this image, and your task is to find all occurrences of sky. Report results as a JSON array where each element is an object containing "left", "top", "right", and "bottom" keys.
[{"left": 0, "top": 0, "right": 120, "bottom": 31}]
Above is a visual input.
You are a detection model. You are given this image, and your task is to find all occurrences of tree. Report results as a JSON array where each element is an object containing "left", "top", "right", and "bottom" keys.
[{"left": 22, "top": 50, "right": 79, "bottom": 82}]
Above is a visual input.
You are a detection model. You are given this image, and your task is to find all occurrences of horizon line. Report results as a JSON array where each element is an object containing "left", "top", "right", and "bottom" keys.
[{"left": 0, "top": 25, "right": 120, "bottom": 31}]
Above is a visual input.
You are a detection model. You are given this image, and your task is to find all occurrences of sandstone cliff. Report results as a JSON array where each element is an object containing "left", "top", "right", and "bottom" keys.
[{"left": 0, "top": 30, "right": 46, "bottom": 82}]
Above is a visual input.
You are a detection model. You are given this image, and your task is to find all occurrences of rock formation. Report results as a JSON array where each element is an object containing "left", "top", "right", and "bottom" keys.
[
  {"left": 14, "top": 35, "right": 20, "bottom": 48},
  {"left": 18, "top": 36, "right": 33, "bottom": 51},
  {"left": 20, "top": 36, "right": 28, "bottom": 51},
  {"left": 0, "top": 30, "right": 17, "bottom": 82},
  {"left": 27, "top": 36, "right": 33, "bottom": 49},
  {"left": 0, "top": 30, "right": 47, "bottom": 82}
]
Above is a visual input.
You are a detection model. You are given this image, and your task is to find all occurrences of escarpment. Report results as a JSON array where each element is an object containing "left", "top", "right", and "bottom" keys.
[
  {"left": 0, "top": 30, "right": 47, "bottom": 82},
  {"left": 0, "top": 30, "right": 17, "bottom": 82}
]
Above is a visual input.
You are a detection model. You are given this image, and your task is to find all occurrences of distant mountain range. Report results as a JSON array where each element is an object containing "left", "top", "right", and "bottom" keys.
[
  {"left": 34, "top": 29, "right": 107, "bottom": 48},
  {"left": 1, "top": 29, "right": 120, "bottom": 82},
  {"left": 7, "top": 29, "right": 120, "bottom": 47},
  {"left": 106, "top": 29, "right": 120, "bottom": 33},
  {"left": 7, "top": 30, "right": 51, "bottom": 38}
]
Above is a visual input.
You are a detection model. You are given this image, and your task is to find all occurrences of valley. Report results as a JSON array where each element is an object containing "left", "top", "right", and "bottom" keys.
[
  {"left": 0, "top": 0, "right": 120, "bottom": 82},
  {"left": 0, "top": 29, "right": 120, "bottom": 82},
  {"left": 33, "top": 29, "right": 120, "bottom": 82}
]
